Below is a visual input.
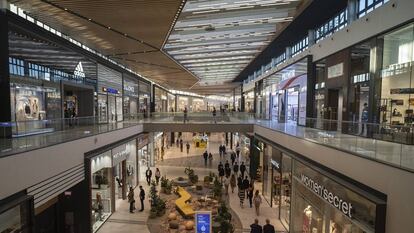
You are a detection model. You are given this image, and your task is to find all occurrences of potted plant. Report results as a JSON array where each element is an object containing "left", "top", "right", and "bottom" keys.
[
  {"left": 184, "top": 166, "right": 199, "bottom": 184},
  {"left": 213, "top": 203, "right": 234, "bottom": 233},
  {"left": 212, "top": 177, "right": 223, "bottom": 200},
  {"left": 149, "top": 180, "right": 167, "bottom": 218}
]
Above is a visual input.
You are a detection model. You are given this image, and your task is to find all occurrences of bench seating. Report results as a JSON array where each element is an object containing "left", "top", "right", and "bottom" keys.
[{"left": 175, "top": 187, "right": 195, "bottom": 217}]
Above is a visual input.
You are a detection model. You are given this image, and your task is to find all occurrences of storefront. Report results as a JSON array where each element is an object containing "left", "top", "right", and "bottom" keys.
[
  {"left": 123, "top": 74, "right": 139, "bottom": 119},
  {"left": 168, "top": 93, "right": 176, "bottom": 112},
  {"left": 244, "top": 90, "right": 255, "bottom": 113},
  {"left": 97, "top": 64, "right": 123, "bottom": 123},
  {"left": 139, "top": 81, "right": 150, "bottom": 115},
  {"left": 154, "top": 86, "right": 168, "bottom": 112},
  {"left": 0, "top": 193, "right": 34, "bottom": 233},
  {"left": 88, "top": 138, "right": 140, "bottom": 232},
  {"left": 8, "top": 27, "right": 98, "bottom": 136},
  {"left": 192, "top": 97, "right": 205, "bottom": 112},
  {"left": 256, "top": 137, "right": 386, "bottom": 233},
  {"left": 274, "top": 59, "right": 309, "bottom": 126},
  {"left": 177, "top": 96, "right": 189, "bottom": 112}
]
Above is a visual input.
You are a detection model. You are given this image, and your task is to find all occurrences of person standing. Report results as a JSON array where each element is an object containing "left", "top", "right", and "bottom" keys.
[
  {"left": 360, "top": 102, "right": 369, "bottom": 136},
  {"left": 240, "top": 162, "right": 246, "bottom": 178},
  {"left": 235, "top": 144, "right": 241, "bottom": 158},
  {"left": 212, "top": 107, "right": 217, "bottom": 123},
  {"left": 183, "top": 107, "right": 188, "bottom": 123},
  {"left": 223, "top": 176, "right": 230, "bottom": 195},
  {"left": 176, "top": 138, "right": 179, "bottom": 147},
  {"left": 224, "top": 160, "right": 230, "bottom": 171},
  {"left": 233, "top": 162, "right": 239, "bottom": 175},
  {"left": 128, "top": 187, "right": 135, "bottom": 213},
  {"left": 139, "top": 186, "right": 145, "bottom": 211},
  {"left": 247, "top": 184, "right": 254, "bottom": 208},
  {"left": 208, "top": 152, "right": 213, "bottom": 166},
  {"left": 186, "top": 142, "right": 190, "bottom": 154},
  {"left": 203, "top": 151, "right": 208, "bottom": 166},
  {"left": 230, "top": 174, "right": 236, "bottom": 193},
  {"left": 250, "top": 219, "right": 262, "bottom": 233},
  {"left": 254, "top": 190, "right": 262, "bottom": 216},
  {"left": 155, "top": 168, "right": 161, "bottom": 185},
  {"left": 145, "top": 167, "right": 152, "bottom": 185},
  {"left": 180, "top": 139, "right": 184, "bottom": 152},
  {"left": 219, "top": 145, "right": 223, "bottom": 158},
  {"left": 222, "top": 144, "right": 226, "bottom": 156},
  {"left": 263, "top": 219, "right": 275, "bottom": 233}
]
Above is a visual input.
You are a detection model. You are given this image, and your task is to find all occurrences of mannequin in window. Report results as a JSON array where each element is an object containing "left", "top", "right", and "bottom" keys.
[{"left": 303, "top": 205, "right": 312, "bottom": 233}]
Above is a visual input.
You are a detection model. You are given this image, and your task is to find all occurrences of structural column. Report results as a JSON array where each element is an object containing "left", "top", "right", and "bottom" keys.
[
  {"left": 0, "top": 7, "right": 12, "bottom": 138},
  {"left": 347, "top": 0, "right": 358, "bottom": 23}
]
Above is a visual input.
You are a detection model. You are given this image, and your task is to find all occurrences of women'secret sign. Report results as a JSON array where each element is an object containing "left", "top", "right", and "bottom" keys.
[{"left": 300, "top": 174, "right": 353, "bottom": 218}]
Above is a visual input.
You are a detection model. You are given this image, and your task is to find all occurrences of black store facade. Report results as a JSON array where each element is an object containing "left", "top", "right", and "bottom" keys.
[{"left": 253, "top": 136, "right": 386, "bottom": 233}]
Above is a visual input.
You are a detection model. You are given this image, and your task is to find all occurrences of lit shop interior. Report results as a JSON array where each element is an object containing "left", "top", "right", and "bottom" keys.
[
  {"left": 88, "top": 135, "right": 149, "bottom": 232},
  {"left": 252, "top": 138, "right": 386, "bottom": 233}
]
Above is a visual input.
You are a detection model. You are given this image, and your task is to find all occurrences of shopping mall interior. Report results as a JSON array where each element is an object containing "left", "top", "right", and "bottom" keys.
[{"left": 0, "top": 0, "right": 413, "bottom": 233}]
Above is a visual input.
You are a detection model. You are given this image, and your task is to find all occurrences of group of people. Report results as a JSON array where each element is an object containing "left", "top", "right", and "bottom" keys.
[
  {"left": 215, "top": 155, "right": 262, "bottom": 216},
  {"left": 250, "top": 219, "right": 276, "bottom": 233},
  {"left": 127, "top": 185, "right": 146, "bottom": 214},
  {"left": 175, "top": 138, "right": 191, "bottom": 154}
]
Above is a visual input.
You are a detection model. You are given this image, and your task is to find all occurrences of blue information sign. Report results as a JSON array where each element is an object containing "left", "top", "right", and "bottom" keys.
[{"left": 195, "top": 211, "right": 212, "bottom": 233}]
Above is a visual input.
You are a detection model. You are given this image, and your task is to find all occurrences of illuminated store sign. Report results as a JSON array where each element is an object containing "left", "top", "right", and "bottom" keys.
[
  {"left": 300, "top": 174, "right": 353, "bottom": 218},
  {"left": 327, "top": 63, "right": 343, "bottom": 79},
  {"left": 74, "top": 62, "right": 85, "bottom": 78},
  {"left": 102, "top": 87, "right": 120, "bottom": 94},
  {"left": 281, "top": 69, "right": 296, "bottom": 81}
]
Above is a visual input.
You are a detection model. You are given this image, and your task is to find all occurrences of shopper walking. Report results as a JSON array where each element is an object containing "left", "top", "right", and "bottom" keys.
[
  {"left": 224, "top": 160, "right": 230, "bottom": 171},
  {"left": 254, "top": 190, "right": 262, "bottom": 216},
  {"left": 208, "top": 152, "right": 213, "bottom": 166},
  {"left": 139, "top": 186, "right": 145, "bottom": 211},
  {"left": 230, "top": 174, "right": 236, "bottom": 193},
  {"left": 237, "top": 175, "right": 243, "bottom": 192},
  {"left": 240, "top": 162, "right": 246, "bottom": 178},
  {"left": 203, "top": 151, "right": 208, "bottom": 166},
  {"left": 250, "top": 219, "right": 262, "bottom": 233},
  {"left": 247, "top": 184, "right": 254, "bottom": 208},
  {"left": 155, "top": 168, "right": 161, "bottom": 185},
  {"left": 219, "top": 144, "right": 223, "bottom": 158},
  {"left": 230, "top": 151, "right": 236, "bottom": 165},
  {"left": 145, "top": 167, "right": 152, "bottom": 185},
  {"left": 243, "top": 176, "right": 250, "bottom": 197},
  {"left": 263, "top": 219, "right": 275, "bottom": 233},
  {"left": 186, "top": 142, "right": 190, "bottom": 154},
  {"left": 236, "top": 143, "right": 241, "bottom": 158},
  {"left": 233, "top": 162, "right": 239, "bottom": 175},
  {"left": 223, "top": 176, "right": 230, "bottom": 195},
  {"left": 127, "top": 187, "right": 135, "bottom": 213},
  {"left": 183, "top": 107, "right": 188, "bottom": 123},
  {"left": 176, "top": 138, "right": 179, "bottom": 147},
  {"left": 238, "top": 183, "right": 245, "bottom": 208},
  {"left": 225, "top": 165, "right": 231, "bottom": 178},
  {"left": 218, "top": 162, "right": 224, "bottom": 173},
  {"left": 180, "top": 139, "right": 184, "bottom": 152},
  {"left": 219, "top": 166, "right": 225, "bottom": 182}
]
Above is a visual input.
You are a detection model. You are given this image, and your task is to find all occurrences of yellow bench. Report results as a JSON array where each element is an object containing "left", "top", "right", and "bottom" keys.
[{"left": 175, "top": 187, "right": 195, "bottom": 218}]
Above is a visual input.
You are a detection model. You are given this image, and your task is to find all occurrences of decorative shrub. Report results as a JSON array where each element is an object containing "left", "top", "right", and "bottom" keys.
[
  {"left": 213, "top": 203, "right": 234, "bottom": 233},
  {"left": 184, "top": 166, "right": 199, "bottom": 184}
]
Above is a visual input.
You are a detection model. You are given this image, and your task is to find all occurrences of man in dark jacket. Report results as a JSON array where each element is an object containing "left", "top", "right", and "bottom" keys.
[
  {"left": 263, "top": 219, "right": 275, "bottom": 233},
  {"left": 203, "top": 151, "right": 208, "bottom": 166},
  {"left": 230, "top": 152, "right": 236, "bottom": 165},
  {"left": 145, "top": 167, "right": 152, "bottom": 185},
  {"left": 242, "top": 176, "right": 250, "bottom": 194},
  {"left": 240, "top": 162, "right": 246, "bottom": 178},
  {"left": 139, "top": 186, "right": 145, "bottom": 211},
  {"left": 250, "top": 219, "right": 262, "bottom": 233},
  {"left": 233, "top": 162, "right": 239, "bottom": 175}
]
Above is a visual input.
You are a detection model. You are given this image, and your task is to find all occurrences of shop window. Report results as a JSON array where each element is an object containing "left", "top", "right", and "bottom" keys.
[
  {"left": 9, "top": 57, "right": 25, "bottom": 76},
  {"left": 280, "top": 154, "right": 292, "bottom": 230},
  {"left": 379, "top": 24, "right": 414, "bottom": 128}
]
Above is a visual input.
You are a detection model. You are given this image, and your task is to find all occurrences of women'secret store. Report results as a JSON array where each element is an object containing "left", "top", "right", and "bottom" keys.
[
  {"left": 255, "top": 138, "right": 386, "bottom": 233},
  {"left": 86, "top": 134, "right": 150, "bottom": 233}
]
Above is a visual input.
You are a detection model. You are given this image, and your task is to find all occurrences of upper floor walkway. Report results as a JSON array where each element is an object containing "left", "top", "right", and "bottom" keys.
[{"left": 0, "top": 112, "right": 413, "bottom": 172}]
